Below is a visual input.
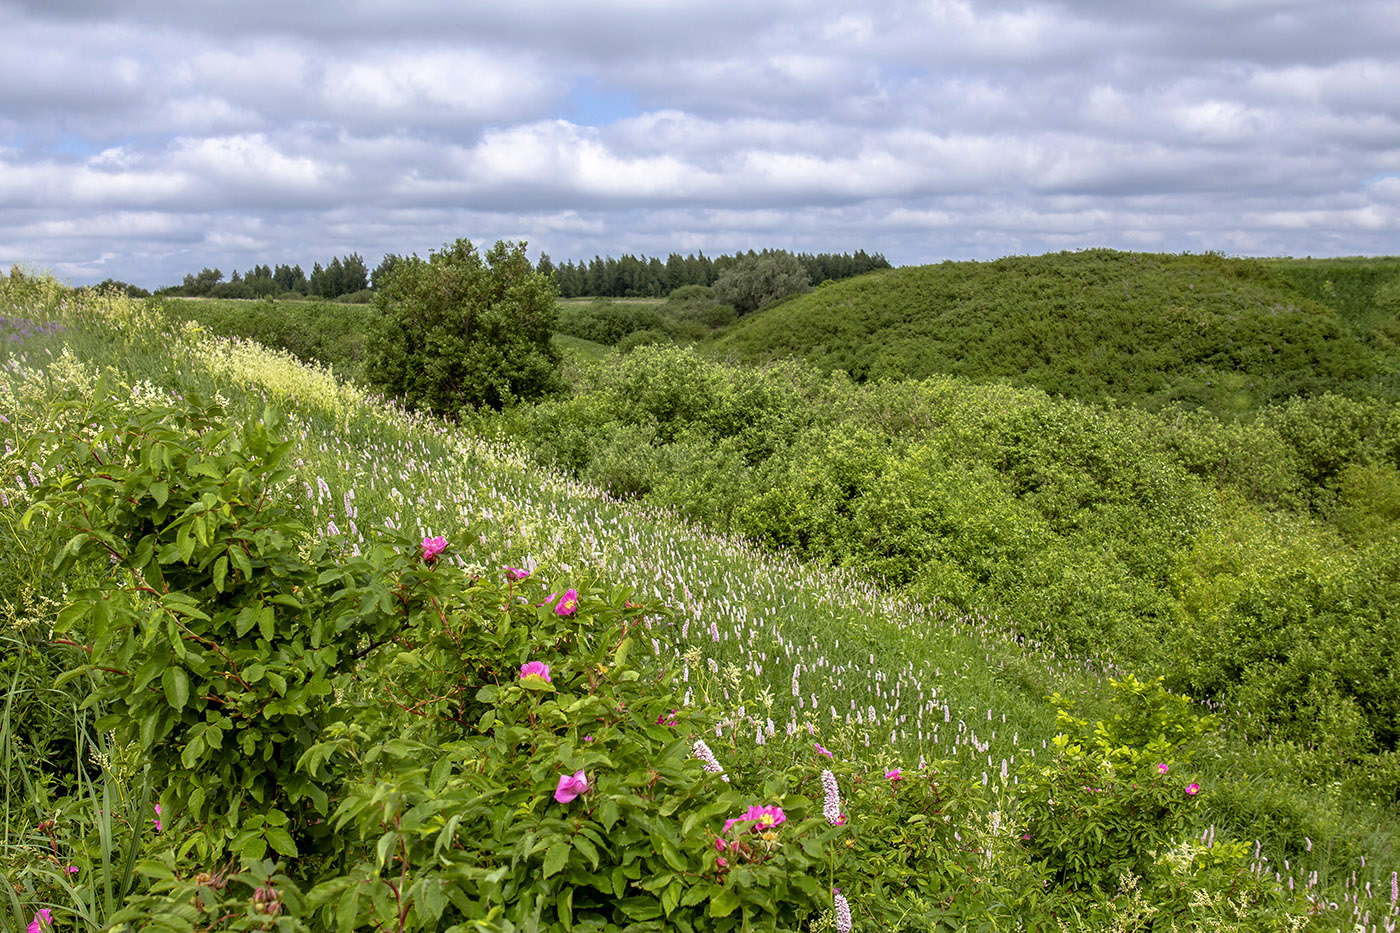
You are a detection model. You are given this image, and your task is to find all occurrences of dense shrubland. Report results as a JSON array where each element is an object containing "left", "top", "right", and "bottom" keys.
[
  {"left": 711, "top": 250, "right": 1397, "bottom": 417},
  {"left": 498, "top": 345, "right": 1400, "bottom": 804},
  {"left": 554, "top": 288, "right": 737, "bottom": 351},
  {"left": 10, "top": 265, "right": 1399, "bottom": 930}
]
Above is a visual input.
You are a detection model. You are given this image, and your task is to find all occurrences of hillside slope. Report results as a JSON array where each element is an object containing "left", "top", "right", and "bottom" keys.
[{"left": 709, "top": 249, "right": 1397, "bottom": 416}]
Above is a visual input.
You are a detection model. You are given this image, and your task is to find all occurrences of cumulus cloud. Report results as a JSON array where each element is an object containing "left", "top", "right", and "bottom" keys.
[{"left": 1, "top": 0, "right": 1398, "bottom": 287}]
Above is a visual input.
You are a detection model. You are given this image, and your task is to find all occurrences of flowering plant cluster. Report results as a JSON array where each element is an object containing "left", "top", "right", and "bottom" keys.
[
  {"left": 19, "top": 386, "right": 844, "bottom": 931},
  {"left": 1017, "top": 676, "right": 1217, "bottom": 895}
]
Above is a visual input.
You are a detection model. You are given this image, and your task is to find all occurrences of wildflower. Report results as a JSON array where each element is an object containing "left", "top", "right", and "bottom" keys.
[
  {"left": 554, "top": 770, "right": 588, "bottom": 803},
  {"left": 554, "top": 588, "right": 578, "bottom": 616},
  {"left": 504, "top": 566, "right": 529, "bottom": 581},
  {"left": 886, "top": 768, "right": 903, "bottom": 782},
  {"left": 28, "top": 909, "right": 53, "bottom": 933},
  {"left": 822, "top": 769, "right": 842, "bottom": 826},
  {"left": 421, "top": 535, "right": 447, "bottom": 562},
  {"left": 1185, "top": 783, "right": 1200, "bottom": 796},
  {"left": 153, "top": 803, "right": 162, "bottom": 832},
  {"left": 724, "top": 805, "right": 786, "bottom": 834},
  {"left": 65, "top": 865, "right": 78, "bottom": 874},
  {"left": 833, "top": 892, "right": 852, "bottom": 933},
  {"left": 656, "top": 709, "right": 678, "bottom": 726},
  {"left": 519, "top": 660, "right": 551, "bottom": 683},
  {"left": 815, "top": 742, "right": 833, "bottom": 758},
  {"left": 1157, "top": 763, "right": 1169, "bottom": 774},
  {"left": 693, "top": 740, "right": 729, "bottom": 782}
]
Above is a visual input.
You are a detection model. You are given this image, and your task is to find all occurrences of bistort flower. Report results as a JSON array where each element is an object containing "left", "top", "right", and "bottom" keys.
[{"left": 822, "top": 769, "right": 843, "bottom": 826}]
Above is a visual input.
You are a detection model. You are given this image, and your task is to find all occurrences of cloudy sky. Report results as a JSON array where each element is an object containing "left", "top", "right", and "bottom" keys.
[{"left": 2, "top": 0, "right": 1398, "bottom": 289}]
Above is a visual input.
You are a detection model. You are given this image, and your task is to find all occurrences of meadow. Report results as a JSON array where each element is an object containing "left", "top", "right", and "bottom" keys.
[{"left": 1, "top": 267, "right": 1398, "bottom": 931}]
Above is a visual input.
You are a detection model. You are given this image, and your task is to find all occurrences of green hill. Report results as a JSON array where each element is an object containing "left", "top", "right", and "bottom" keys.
[{"left": 709, "top": 249, "right": 1399, "bottom": 417}]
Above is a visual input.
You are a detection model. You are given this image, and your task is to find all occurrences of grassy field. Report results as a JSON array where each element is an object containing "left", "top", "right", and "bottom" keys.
[{"left": 3, "top": 271, "right": 1398, "bottom": 930}]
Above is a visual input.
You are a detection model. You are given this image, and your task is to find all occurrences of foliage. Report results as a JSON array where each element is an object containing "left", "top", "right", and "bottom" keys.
[
  {"left": 161, "top": 297, "right": 374, "bottom": 382},
  {"left": 1018, "top": 677, "right": 1211, "bottom": 892},
  {"left": 21, "top": 391, "right": 400, "bottom": 862},
  {"left": 711, "top": 251, "right": 812, "bottom": 315},
  {"left": 364, "top": 239, "right": 563, "bottom": 414},
  {"left": 548, "top": 249, "right": 890, "bottom": 300},
  {"left": 711, "top": 250, "right": 1392, "bottom": 416},
  {"left": 503, "top": 344, "right": 1400, "bottom": 798},
  {"left": 5, "top": 270, "right": 1388, "bottom": 932}
]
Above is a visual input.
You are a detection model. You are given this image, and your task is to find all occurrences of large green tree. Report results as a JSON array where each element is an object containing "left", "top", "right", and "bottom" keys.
[
  {"left": 711, "top": 250, "right": 811, "bottom": 314},
  {"left": 365, "top": 238, "right": 562, "bottom": 415}
]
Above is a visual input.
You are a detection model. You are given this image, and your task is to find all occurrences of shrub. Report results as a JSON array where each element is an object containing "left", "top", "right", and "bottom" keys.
[
  {"left": 22, "top": 392, "right": 401, "bottom": 862},
  {"left": 1017, "top": 676, "right": 1214, "bottom": 894},
  {"left": 364, "top": 239, "right": 562, "bottom": 414}
]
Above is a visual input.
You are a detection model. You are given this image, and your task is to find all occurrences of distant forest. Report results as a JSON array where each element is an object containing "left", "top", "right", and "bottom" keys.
[{"left": 143, "top": 248, "right": 892, "bottom": 302}]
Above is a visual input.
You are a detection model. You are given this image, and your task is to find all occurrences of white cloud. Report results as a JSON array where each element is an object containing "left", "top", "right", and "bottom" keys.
[{"left": 1, "top": 0, "right": 1399, "bottom": 286}]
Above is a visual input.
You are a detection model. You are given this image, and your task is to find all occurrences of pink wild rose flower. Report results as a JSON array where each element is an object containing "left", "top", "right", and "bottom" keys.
[
  {"left": 520, "top": 660, "right": 552, "bottom": 683},
  {"left": 886, "top": 768, "right": 904, "bottom": 782},
  {"left": 1158, "top": 763, "right": 1170, "bottom": 774},
  {"left": 554, "top": 588, "right": 579, "bottom": 616},
  {"left": 1185, "top": 782, "right": 1200, "bottom": 795},
  {"left": 504, "top": 566, "right": 530, "bottom": 581},
  {"left": 555, "top": 770, "right": 589, "bottom": 803},
  {"left": 421, "top": 535, "right": 448, "bottom": 562},
  {"left": 724, "top": 804, "right": 786, "bottom": 834},
  {"left": 814, "top": 742, "right": 833, "bottom": 758},
  {"left": 28, "top": 909, "right": 53, "bottom": 933}
]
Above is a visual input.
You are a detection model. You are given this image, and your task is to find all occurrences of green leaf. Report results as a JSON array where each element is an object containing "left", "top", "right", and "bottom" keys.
[
  {"left": 265, "top": 826, "right": 298, "bottom": 857},
  {"left": 176, "top": 524, "right": 196, "bottom": 564},
  {"left": 238, "top": 833, "right": 268, "bottom": 861},
  {"left": 212, "top": 555, "right": 228, "bottom": 593},
  {"left": 150, "top": 481, "right": 169, "bottom": 507},
  {"left": 229, "top": 545, "right": 252, "bottom": 581},
  {"left": 181, "top": 732, "right": 206, "bottom": 769},
  {"left": 376, "top": 830, "right": 398, "bottom": 870},
  {"left": 709, "top": 889, "right": 741, "bottom": 918},
  {"left": 235, "top": 606, "right": 258, "bottom": 638},
  {"left": 336, "top": 883, "right": 361, "bottom": 933},
  {"left": 571, "top": 834, "right": 599, "bottom": 871},
  {"left": 542, "top": 842, "right": 570, "bottom": 879},
  {"left": 162, "top": 667, "right": 190, "bottom": 711},
  {"left": 613, "top": 637, "right": 632, "bottom": 669}
]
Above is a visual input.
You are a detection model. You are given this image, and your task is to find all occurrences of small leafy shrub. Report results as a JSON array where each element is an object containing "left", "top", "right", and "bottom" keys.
[
  {"left": 23, "top": 392, "right": 403, "bottom": 862},
  {"left": 1017, "top": 676, "right": 1214, "bottom": 894}
]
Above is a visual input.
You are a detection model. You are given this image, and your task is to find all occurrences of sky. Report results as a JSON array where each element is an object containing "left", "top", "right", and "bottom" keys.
[{"left": 2, "top": 0, "right": 1398, "bottom": 289}]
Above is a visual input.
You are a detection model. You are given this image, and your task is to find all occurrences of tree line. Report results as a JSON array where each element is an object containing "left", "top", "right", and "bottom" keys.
[
  {"left": 149, "top": 248, "right": 890, "bottom": 302},
  {"left": 154, "top": 253, "right": 393, "bottom": 301},
  {"left": 543, "top": 249, "right": 891, "bottom": 299}
]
